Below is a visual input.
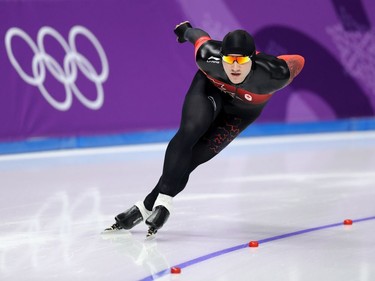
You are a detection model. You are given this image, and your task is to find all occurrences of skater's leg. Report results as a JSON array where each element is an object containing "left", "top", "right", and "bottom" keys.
[
  {"left": 144, "top": 111, "right": 256, "bottom": 210},
  {"left": 156, "top": 71, "right": 222, "bottom": 196},
  {"left": 165, "top": 111, "right": 261, "bottom": 197},
  {"left": 143, "top": 71, "right": 222, "bottom": 209},
  {"left": 142, "top": 72, "right": 224, "bottom": 235}
]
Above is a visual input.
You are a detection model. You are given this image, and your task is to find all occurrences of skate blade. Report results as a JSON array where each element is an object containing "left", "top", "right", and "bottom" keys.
[
  {"left": 101, "top": 223, "right": 124, "bottom": 234},
  {"left": 145, "top": 227, "right": 157, "bottom": 240},
  {"left": 101, "top": 228, "right": 123, "bottom": 234},
  {"left": 145, "top": 233, "right": 156, "bottom": 240}
]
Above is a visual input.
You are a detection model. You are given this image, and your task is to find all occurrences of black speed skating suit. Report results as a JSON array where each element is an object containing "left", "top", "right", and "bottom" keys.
[{"left": 143, "top": 25, "right": 305, "bottom": 211}]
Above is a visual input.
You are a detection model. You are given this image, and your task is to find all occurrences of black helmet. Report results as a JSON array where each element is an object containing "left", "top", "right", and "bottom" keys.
[{"left": 221, "top": 30, "right": 255, "bottom": 57}]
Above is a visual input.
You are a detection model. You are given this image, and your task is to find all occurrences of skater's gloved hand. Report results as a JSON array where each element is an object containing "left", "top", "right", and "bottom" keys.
[{"left": 174, "top": 21, "right": 192, "bottom": 43}]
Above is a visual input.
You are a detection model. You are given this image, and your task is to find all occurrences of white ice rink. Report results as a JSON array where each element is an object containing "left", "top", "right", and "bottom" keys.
[{"left": 1, "top": 131, "right": 375, "bottom": 281}]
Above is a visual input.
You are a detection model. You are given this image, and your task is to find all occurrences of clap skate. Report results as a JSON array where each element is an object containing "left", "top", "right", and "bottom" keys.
[
  {"left": 144, "top": 194, "right": 173, "bottom": 238},
  {"left": 145, "top": 205, "right": 170, "bottom": 238},
  {"left": 104, "top": 222, "right": 123, "bottom": 232},
  {"left": 104, "top": 203, "right": 150, "bottom": 233}
]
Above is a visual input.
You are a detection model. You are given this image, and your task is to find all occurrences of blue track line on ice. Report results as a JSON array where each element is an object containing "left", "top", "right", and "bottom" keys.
[{"left": 139, "top": 215, "right": 375, "bottom": 281}]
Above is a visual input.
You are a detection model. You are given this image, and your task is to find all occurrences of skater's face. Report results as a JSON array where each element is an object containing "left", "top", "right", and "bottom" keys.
[{"left": 222, "top": 54, "right": 252, "bottom": 84}]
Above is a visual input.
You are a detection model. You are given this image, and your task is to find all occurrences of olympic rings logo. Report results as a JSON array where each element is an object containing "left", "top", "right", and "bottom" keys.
[{"left": 5, "top": 26, "right": 109, "bottom": 111}]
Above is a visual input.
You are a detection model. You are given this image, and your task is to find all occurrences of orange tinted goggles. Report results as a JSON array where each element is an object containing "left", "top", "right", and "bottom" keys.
[{"left": 222, "top": 55, "right": 251, "bottom": 65}]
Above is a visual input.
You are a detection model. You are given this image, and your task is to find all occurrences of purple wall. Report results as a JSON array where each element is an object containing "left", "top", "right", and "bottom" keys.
[{"left": 1, "top": 0, "right": 374, "bottom": 142}]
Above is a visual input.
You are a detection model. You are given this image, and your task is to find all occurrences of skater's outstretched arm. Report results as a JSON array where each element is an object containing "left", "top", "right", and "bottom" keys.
[{"left": 174, "top": 21, "right": 212, "bottom": 55}]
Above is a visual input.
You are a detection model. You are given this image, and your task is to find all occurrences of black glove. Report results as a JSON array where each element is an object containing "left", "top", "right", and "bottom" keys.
[{"left": 174, "top": 21, "right": 192, "bottom": 43}]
